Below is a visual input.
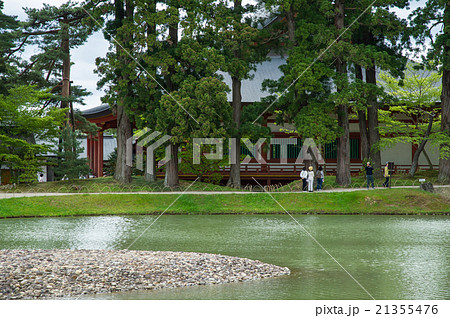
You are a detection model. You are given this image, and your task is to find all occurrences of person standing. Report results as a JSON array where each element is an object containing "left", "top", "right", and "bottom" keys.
[
  {"left": 316, "top": 166, "right": 324, "bottom": 191},
  {"left": 365, "top": 162, "right": 374, "bottom": 189},
  {"left": 383, "top": 162, "right": 390, "bottom": 188},
  {"left": 300, "top": 166, "right": 308, "bottom": 191},
  {"left": 307, "top": 166, "right": 315, "bottom": 192}
]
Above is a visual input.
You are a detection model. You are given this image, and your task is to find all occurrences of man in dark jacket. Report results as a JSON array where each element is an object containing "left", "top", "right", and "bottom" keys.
[{"left": 365, "top": 162, "right": 375, "bottom": 189}]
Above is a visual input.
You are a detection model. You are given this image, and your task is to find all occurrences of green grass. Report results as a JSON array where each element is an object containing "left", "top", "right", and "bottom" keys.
[
  {"left": 0, "top": 176, "right": 238, "bottom": 193},
  {"left": 2, "top": 170, "right": 446, "bottom": 194},
  {"left": 0, "top": 188, "right": 448, "bottom": 218}
]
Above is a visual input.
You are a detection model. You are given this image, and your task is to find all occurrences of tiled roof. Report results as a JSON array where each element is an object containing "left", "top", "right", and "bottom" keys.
[
  {"left": 220, "top": 56, "right": 286, "bottom": 103},
  {"left": 81, "top": 104, "right": 112, "bottom": 119}
]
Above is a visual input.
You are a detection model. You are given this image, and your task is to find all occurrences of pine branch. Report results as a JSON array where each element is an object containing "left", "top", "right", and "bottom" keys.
[
  {"left": 23, "top": 29, "right": 60, "bottom": 35},
  {"left": 46, "top": 60, "right": 56, "bottom": 81},
  {"left": 19, "top": 59, "right": 38, "bottom": 77},
  {"left": 6, "top": 35, "right": 30, "bottom": 59}
]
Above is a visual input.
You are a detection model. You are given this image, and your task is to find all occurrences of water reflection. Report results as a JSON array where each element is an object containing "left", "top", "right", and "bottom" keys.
[
  {"left": 0, "top": 216, "right": 135, "bottom": 250},
  {"left": 0, "top": 215, "right": 448, "bottom": 299},
  {"left": 71, "top": 216, "right": 133, "bottom": 249}
]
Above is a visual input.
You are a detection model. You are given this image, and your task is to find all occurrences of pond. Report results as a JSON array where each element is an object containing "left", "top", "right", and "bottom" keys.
[{"left": 0, "top": 215, "right": 448, "bottom": 299}]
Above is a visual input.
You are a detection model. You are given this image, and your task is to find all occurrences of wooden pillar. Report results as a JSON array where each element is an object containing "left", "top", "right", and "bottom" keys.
[
  {"left": 89, "top": 135, "right": 92, "bottom": 172},
  {"left": 90, "top": 135, "right": 95, "bottom": 172},
  {"left": 98, "top": 131, "right": 104, "bottom": 177},
  {"left": 261, "top": 144, "right": 268, "bottom": 173},
  {"left": 94, "top": 137, "right": 98, "bottom": 175},
  {"left": 94, "top": 137, "right": 99, "bottom": 177},
  {"left": 87, "top": 135, "right": 92, "bottom": 171}
]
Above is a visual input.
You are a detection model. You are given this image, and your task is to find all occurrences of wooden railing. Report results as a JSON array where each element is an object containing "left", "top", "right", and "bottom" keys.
[{"left": 157, "top": 162, "right": 373, "bottom": 177}]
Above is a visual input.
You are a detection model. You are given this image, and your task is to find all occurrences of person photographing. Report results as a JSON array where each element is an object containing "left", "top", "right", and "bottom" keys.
[{"left": 365, "top": 162, "right": 375, "bottom": 189}]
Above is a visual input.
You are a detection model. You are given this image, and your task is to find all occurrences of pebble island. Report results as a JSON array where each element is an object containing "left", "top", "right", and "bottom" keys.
[{"left": 0, "top": 249, "right": 290, "bottom": 299}]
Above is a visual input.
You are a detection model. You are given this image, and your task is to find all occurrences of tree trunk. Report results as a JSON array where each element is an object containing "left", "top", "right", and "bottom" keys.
[
  {"left": 144, "top": 151, "right": 156, "bottom": 182},
  {"left": 161, "top": 5, "right": 180, "bottom": 187},
  {"left": 336, "top": 104, "right": 351, "bottom": 185},
  {"left": 113, "top": 0, "right": 133, "bottom": 184},
  {"left": 61, "top": 17, "right": 70, "bottom": 123},
  {"left": 143, "top": 0, "right": 157, "bottom": 184},
  {"left": 438, "top": 3, "right": 450, "bottom": 182},
  {"left": 227, "top": 77, "right": 242, "bottom": 188},
  {"left": 114, "top": 105, "right": 133, "bottom": 183},
  {"left": 167, "top": 6, "right": 178, "bottom": 84},
  {"left": 286, "top": 6, "right": 296, "bottom": 46},
  {"left": 355, "top": 65, "right": 369, "bottom": 159},
  {"left": 438, "top": 66, "right": 450, "bottom": 181},
  {"left": 366, "top": 60, "right": 382, "bottom": 177},
  {"left": 226, "top": 0, "right": 243, "bottom": 189},
  {"left": 165, "top": 143, "right": 179, "bottom": 188},
  {"left": 334, "top": 0, "right": 351, "bottom": 186},
  {"left": 409, "top": 114, "right": 434, "bottom": 177},
  {"left": 286, "top": 5, "right": 298, "bottom": 102},
  {"left": 358, "top": 110, "right": 369, "bottom": 160}
]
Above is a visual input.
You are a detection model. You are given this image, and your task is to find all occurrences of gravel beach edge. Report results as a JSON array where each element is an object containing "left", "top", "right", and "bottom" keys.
[{"left": 0, "top": 249, "right": 290, "bottom": 299}]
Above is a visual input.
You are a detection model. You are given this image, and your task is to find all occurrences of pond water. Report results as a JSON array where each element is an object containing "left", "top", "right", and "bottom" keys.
[{"left": 0, "top": 215, "right": 449, "bottom": 299}]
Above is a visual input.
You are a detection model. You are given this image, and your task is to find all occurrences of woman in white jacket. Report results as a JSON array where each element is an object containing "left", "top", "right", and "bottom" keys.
[
  {"left": 300, "top": 166, "right": 308, "bottom": 191},
  {"left": 307, "top": 166, "right": 314, "bottom": 192}
]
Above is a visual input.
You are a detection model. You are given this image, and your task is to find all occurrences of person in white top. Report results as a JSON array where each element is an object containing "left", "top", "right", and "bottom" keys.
[
  {"left": 307, "top": 166, "right": 314, "bottom": 192},
  {"left": 300, "top": 166, "right": 308, "bottom": 191}
]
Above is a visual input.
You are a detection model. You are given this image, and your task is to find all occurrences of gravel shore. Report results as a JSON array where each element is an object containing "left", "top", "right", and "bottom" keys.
[{"left": 0, "top": 249, "right": 290, "bottom": 299}]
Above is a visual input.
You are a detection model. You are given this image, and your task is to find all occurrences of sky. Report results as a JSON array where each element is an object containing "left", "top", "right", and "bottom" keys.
[{"left": 3, "top": 0, "right": 430, "bottom": 111}]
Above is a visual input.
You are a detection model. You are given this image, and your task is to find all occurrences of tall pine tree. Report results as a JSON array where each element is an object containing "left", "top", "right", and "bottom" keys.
[
  {"left": 23, "top": 1, "right": 93, "bottom": 120},
  {"left": 412, "top": 0, "right": 450, "bottom": 181}
]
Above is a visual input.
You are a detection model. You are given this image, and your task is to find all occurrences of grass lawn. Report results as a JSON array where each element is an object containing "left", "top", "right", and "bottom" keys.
[
  {"left": 1, "top": 170, "right": 447, "bottom": 194},
  {"left": 0, "top": 188, "right": 449, "bottom": 218},
  {"left": 0, "top": 176, "right": 238, "bottom": 193}
]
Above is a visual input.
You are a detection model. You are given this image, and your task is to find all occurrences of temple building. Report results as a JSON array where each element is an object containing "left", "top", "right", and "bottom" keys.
[{"left": 81, "top": 56, "right": 441, "bottom": 185}]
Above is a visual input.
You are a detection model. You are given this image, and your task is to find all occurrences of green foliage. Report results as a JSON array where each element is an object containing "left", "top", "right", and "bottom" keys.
[
  {"left": 214, "top": 1, "right": 273, "bottom": 141},
  {"left": 411, "top": 0, "right": 450, "bottom": 71},
  {"left": 74, "top": 109, "right": 99, "bottom": 135},
  {"left": 104, "top": 147, "right": 117, "bottom": 177},
  {"left": 378, "top": 64, "right": 449, "bottom": 159},
  {"left": 380, "top": 64, "right": 442, "bottom": 107},
  {"left": 156, "top": 76, "right": 232, "bottom": 143},
  {"left": 215, "top": 1, "right": 269, "bottom": 81},
  {"left": 52, "top": 126, "right": 90, "bottom": 180},
  {"left": 0, "top": 85, "right": 65, "bottom": 183},
  {"left": 263, "top": 0, "right": 409, "bottom": 142},
  {"left": 0, "top": 0, "right": 22, "bottom": 94},
  {"left": 179, "top": 140, "right": 228, "bottom": 185}
]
